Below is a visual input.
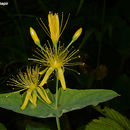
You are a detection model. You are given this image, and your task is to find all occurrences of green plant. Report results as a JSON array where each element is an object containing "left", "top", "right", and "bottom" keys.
[
  {"left": 85, "top": 107, "right": 130, "bottom": 130},
  {"left": 0, "top": 12, "right": 119, "bottom": 130}
]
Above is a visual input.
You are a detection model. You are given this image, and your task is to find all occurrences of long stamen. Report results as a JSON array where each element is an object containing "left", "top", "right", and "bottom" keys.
[
  {"left": 60, "top": 12, "right": 64, "bottom": 32},
  {"left": 65, "top": 67, "right": 80, "bottom": 75},
  {"left": 40, "top": 18, "right": 50, "bottom": 35},
  {"left": 65, "top": 62, "right": 83, "bottom": 66},
  {"left": 36, "top": 18, "right": 50, "bottom": 37},
  {"left": 63, "top": 50, "right": 79, "bottom": 63},
  {"left": 59, "top": 13, "right": 70, "bottom": 37}
]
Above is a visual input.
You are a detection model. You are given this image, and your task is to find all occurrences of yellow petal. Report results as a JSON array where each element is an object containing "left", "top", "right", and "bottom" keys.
[
  {"left": 29, "top": 92, "right": 37, "bottom": 106},
  {"left": 39, "top": 67, "right": 54, "bottom": 87},
  {"left": 40, "top": 87, "right": 51, "bottom": 104},
  {"left": 39, "top": 67, "right": 48, "bottom": 75},
  {"left": 48, "top": 12, "right": 59, "bottom": 45},
  {"left": 54, "top": 13, "right": 60, "bottom": 41},
  {"left": 58, "top": 67, "right": 66, "bottom": 90},
  {"left": 21, "top": 89, "right": 32, "bottom": 110},
  {"left": 36, "top": 87, "right": 51, "bottom": 104}
]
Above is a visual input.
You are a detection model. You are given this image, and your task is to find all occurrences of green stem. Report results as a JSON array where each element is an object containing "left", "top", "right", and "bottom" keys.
[
  {"left": 55, "top": 70, "right": 61, "bottom": 130},
  {"left": 55, "top": 70, "right": 59, "bottom": 109},
  {"left": 54, "top": 43, "right": 58, "bottom": 55},
  {"left": 56, "top": 117, "right": 61, "bottom": 130}
]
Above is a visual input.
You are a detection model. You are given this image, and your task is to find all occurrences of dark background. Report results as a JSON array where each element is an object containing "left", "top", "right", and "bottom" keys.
[{"left": 0, "top": 0, "right": 130, "bottom": 129}]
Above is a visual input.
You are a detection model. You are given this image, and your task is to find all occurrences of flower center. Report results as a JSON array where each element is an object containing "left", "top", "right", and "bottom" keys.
[{"left": 51, "top": 59, "right": 62, "bottom": 69}]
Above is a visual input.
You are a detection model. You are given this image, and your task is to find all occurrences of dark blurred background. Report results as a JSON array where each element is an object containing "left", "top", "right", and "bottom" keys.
[{"left": 0, "top": 0, "right": 130, "bottom": 129}]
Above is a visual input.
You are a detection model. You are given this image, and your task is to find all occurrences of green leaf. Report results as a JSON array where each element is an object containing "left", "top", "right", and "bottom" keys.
[
  {"left": 0, "top": 88, "right": 119, "bottom": 118},
  {"left": 0, "top": 123, "right": 7, "bottom": 130},
  {"left": 57, "top": 89, "right": 119, "bottom": 114},
  {"left": 85, "top": 107, "right": 130, "bottom": 130},
  {"left": 85, "top": 117, "right": 124, "bottom": 130},
  {"left": 96, "top": 107, "right": 130, "bottom": 130}
]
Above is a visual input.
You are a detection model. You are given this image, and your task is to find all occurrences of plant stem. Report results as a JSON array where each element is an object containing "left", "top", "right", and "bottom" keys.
[
  {"left": 56, "top": 116, "right": 61, "bottom": 130},
  {"left": 55, "top": 69, "right": 59, "bottom": 109},
  {"left": 55, "top": 70, "right": 61, "bottom": 130}
]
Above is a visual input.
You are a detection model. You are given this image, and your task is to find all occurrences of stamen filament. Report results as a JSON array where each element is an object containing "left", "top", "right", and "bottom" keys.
[{"left": 59, "top": 14, "right": 70, "bottom": 37}]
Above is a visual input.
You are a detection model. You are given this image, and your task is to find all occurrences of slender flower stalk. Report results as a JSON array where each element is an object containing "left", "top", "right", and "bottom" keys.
[{"left": 8, "top": 66, "right": 51, "bottom": 110}]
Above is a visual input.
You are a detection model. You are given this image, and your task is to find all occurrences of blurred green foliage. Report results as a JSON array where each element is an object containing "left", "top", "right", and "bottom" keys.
[{"left": 85, "top": 107, "right": 130, "bottom": 130}]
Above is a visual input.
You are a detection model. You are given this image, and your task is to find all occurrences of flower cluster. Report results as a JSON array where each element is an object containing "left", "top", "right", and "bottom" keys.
[
  {"left": 9, "top": 12, "right": 82, "bottom": 110},
  {"left": 30, "top": 12, "right": 82, "bottom": 90}
]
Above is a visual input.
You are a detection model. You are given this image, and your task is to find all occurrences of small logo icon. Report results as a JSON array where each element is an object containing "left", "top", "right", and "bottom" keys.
[{"left": 0, "top": 2, "right": 8, "bottom": 6}]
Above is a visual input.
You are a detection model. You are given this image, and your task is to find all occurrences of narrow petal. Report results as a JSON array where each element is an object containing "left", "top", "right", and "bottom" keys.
[
  {"left": 29, "top": 92, "right": 37, "bottom": 106},
  {"left": 39, "top": 67, "right": 54, "bottom": 87},
  {"left": 40, "top": 87, "right": 52, "bottom": 104},
  {"left": 54, "top": 13, "right": 59, "bottom": 41},
  {"left": 48, "top": 13, "right": 59, "bottom": 44},
  {"left": 58, "top": 67, "right": 66, "bottom": 90},
  {"left": 21, "top": 89, "right": 32, "bottom": 110},
  {"left": 48, "top": 13, "right": 53, "bottom": 37},
  {"left": 36, "top": 87, "right": 51, "bottom": 104},
  {"left": 39, "top": 67, "right": 48, "bottom": 75}
]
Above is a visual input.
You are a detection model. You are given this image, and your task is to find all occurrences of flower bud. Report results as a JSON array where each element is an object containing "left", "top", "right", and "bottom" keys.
[
  {"left": 48, "top": 13, "right": 60, "bottom": 46},
  {"left": 72, "top": 28, "right": 82, "bottom": 42},
  {"left": 30, "top": 27, "right": 40, "bottom": 46}
]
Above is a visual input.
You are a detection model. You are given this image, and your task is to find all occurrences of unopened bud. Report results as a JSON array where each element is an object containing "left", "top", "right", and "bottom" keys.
[
  {"left": 30, "top": 27, "right": 40, "bottom": 46},
  {"left": 72, "top": 28, "right": 82, "bottom": 42}
]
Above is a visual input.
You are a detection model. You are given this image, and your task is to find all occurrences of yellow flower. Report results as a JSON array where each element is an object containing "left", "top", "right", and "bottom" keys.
[
  {"left": 29, "top": 12, "right": 82, "bottom": 90},
  {"left": 38, "top": 12, "right": 69, "bottom": 46},
  {"left": 9, "top": 66, "right": 51, "bottom": 110},
  {"left": 29, "top": 42, "right": 82, "bottom": 90}
]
